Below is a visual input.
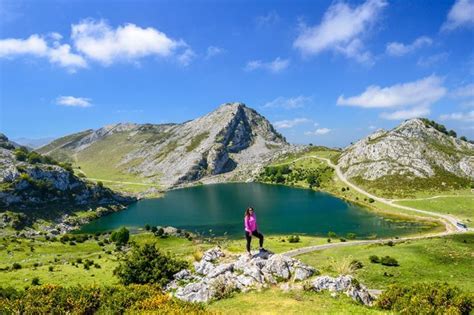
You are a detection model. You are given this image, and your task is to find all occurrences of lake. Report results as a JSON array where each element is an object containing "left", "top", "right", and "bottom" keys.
[{"left": 80, "top": 183, "right": 428, "bottom": 237}]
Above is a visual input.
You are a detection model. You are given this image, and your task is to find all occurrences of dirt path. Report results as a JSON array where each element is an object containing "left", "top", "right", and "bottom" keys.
[
  {"left": 276, "top": 155, "right": 472, "bottom": 257},
  {"left": 288, "top": 155, "right": 465, "bottom": 233}
]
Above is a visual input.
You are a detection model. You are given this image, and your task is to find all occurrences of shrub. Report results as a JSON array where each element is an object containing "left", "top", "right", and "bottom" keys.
[
  {"left": 350, "top": 260, "right": 364, "bottom": 270},
  {"left": 380, "top": 256, "right": 399, "bottom": 267},
  {"left": 211, "top": 276, "right": 237, "bottom": 300},
  {"left": 144, "top": 224, "right": 150, "bottom": 231},
  {"left": 111, "top": 227, "right": 130, "bottom": 246},
  {"left": 151, "top": 226, "right": 158, "bottom": 233},
  {"left": 97, "top": 181, "right": 104, "bottom": 188},
  {"left": 327, "top": 231, "right": 337, "bottom": 238},
  {"left": 114, "top": 243, "right": 188, "bottom": 286},
  {"left": 192, "top": 250, "right": 203, "bottom": 262},
  {"left": 156, "top": 228, "right": 164, "bottom": 237},
  {"left": 339, "top": 238, "right": 346, "bottom": 242},
  {"left": 329, "top": 256, "right": 358, "bottom": 275},
  {"left": 368, "top": 198, "right": 375, "bottom": 203},
  {"left": 369, "top": 255, "right": 380, "bottom": 263},
  {"left": 0, "top": 284, "right": 204, "bottom": 314},
  {"left": 376, "top": 282, "right": 473, "bottom": 314},
  {"left": 385, "top": 240, "right": 395, "bottom": 247},
  {"left": 288, "top": 235, "right": 300, "bottom": 243},
  {"left": 48, "top": 266, "right": 54, "bottom": 272},
  {"left": 12, "top": 263, "right": 21, "bottom": 270},
  {"left": 346, "top": 233, "right": 356, "bottom": 240},
  {"left": 31, "top": 277, "right": 40, "bottom": 286}
]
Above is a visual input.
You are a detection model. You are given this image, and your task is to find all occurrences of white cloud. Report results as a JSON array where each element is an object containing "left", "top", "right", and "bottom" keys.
[
  {"left": 442, "top": 0, "right": 474, "bottom": 31},
  {"left": 205, "top": 46, "right": 224, "bottom": 59},
  {"left": 273, "top": 118, "right": 311, "bottom": 129},
  {"left": 0, "top": 34, "right": 48, "bottom": 57},
  {"left": 245, "top": 57, "right": 289, "bottom": 73},
  {"left": 305, "top": 128, "right": 331, "bottom": 135},
  {"left": 56, "top": 96, "right": 92, "bottom": 107},
  {"left": 293, "top": 0, "right": 386, "bottom": 63},
  {"left": 337, "top": 75, "right": 446, "bottom": 120},
  {"left": 452, "top": 83, "right": 474, "bottom": 98},
  {"left": 263, "top": 96, "right": 312, "bottom": 109},
  {"left": 386, "top": 36, "right": 432, "bottom": 56},
  {"left": 368, "top": 125, "right": 377, "bottom": 130},
  {"left": 440, "top": 110, "right": 474, "bottom": 121},
  {"left": 71, "top": 19, "right": 183, "bottom": 65},
  {"left": 177, "top": 48, "right": 196, "bottom": 66},
  {"left": 0, "top": 34, "right": 87, "bottom": 71},
  {"left": 417, "top": 52, "right": 449, "bottom": 67},
  {"left": 256, "top": 11, "right": 280, "bottom": 28},
  {"left": 380, "top": 107, "right": 430, "bottom": 120},
  {"left": 337, "top": 76, "right": 446, "bottom": 108}
]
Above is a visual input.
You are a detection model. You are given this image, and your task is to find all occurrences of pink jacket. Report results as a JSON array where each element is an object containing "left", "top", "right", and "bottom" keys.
[{"left": 244, "top": 213, "right": 258, "bottom": 232}]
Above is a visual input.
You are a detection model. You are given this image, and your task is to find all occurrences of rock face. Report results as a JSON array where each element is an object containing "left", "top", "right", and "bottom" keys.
[
  {"left": 168, "top": 247, "right": 317, "bottom": 303},
  {"left": 338, "top": 118, "right": 474, "bottom": 187},
  {"left": 309, "top": 275, "right": 374, "bottom": 306},
  {"left": 0, "top": 134, "right": 133, "bottom": 211},
  {"left": 37, "top": 103, "right": 290, "bottom": 189}
]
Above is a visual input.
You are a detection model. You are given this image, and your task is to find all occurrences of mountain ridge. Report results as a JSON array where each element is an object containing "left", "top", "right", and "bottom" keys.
[{"left": 38, "top": 103, "right": 292, "bottom": 190}]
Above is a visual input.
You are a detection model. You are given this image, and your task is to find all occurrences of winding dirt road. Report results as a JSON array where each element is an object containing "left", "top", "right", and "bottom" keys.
[{"left": 279, "top": 155, "right": 471, "bottom": 257}]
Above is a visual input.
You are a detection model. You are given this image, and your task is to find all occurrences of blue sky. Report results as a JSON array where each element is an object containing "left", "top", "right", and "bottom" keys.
[{"left": 0, "top": 0, "right": 473, "bottom": 147}]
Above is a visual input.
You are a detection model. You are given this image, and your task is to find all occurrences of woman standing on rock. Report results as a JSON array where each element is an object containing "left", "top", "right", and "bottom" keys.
[{"left": 244, "top": 207, "right": 265, "bottom": 256}]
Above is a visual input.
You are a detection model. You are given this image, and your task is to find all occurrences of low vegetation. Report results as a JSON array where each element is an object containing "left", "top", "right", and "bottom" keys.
[{"left": 376, "top": 282, "right": 473, "bottom": 314}]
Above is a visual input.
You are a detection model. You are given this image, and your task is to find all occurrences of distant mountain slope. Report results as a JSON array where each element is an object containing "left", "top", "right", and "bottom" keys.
[
  {"left": 37, "top": 103, "right": 290, "bottom": 189},
  {"left": 0, "top": 133, "right": 134, "bottom": 229},
  {"left": 12, "top": 137, "right": 55, "bottom": 149},
  {"left": 337, "top": 118, "right": 474, "bottom": 196}
]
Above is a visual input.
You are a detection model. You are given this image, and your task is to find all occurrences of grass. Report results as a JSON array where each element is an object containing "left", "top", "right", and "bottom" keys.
[
  {"left": 298, "top": 233, "right": 474, "bottom": 292},
  {"left": 74, "top": 132, "right": 161, "bottom": 194},
  {"left": 186, "top": 132, "right": 210, "bottom": 152},
  {"left": 396, "top": 196, "right": 474, "bottom": 227},
  {"left": 0, "top": 232, "right": 211, "bottom": 290},
  {"left": 223, "top": 235, "right": 328, "bottom": 254},
  {"left": 208, "top": 288, "right": 384, "bottom": 314}
]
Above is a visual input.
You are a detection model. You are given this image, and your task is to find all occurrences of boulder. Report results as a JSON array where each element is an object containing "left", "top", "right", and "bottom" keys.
[
  {"left": 310, "top": 275, "right": 374, "bottom": 306},
  {"left": 193, "top": 260, "right": 214, "bottom": 276},
  {"left": 262, "top": 254, "right": 293, "bottom": 280},
  {"left": 175, "top": 281, "right": 213, "bottom": 303},
  {"left": 202, "top": 246, "right": 225, "bottom": 262},
  {"left": 173, "top": 269, "right": 192, "bottom": 280},
  {"left": 207, "top": 263, "right": 234, "bottom": 278}
]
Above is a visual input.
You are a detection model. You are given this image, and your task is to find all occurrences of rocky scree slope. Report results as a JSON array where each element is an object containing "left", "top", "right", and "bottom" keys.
[
  {"left": 0, "top": 134, "right": 134, "bottom": 224},
  {"left": 337, "top": 118, "right": 474, "bottom": 193},
  {"left": 38, "top": 103, "right": 290, "bottom": 189},
  {"left": 167, "top": 247, "right": 374, "bottom": 306}
]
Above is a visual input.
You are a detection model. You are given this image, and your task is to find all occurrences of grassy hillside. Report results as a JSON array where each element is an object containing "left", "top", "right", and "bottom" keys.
[
  {"left": 298, "top": 233, "right": 474, "bottom": 292},
  {"left": 395, "top": 194, "right": 474, "bottom": 227}
]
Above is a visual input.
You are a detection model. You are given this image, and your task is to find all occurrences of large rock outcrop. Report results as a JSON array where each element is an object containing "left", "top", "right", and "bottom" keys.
[{"left": 337, "top": 118, "right": 474, "bottom": 191}]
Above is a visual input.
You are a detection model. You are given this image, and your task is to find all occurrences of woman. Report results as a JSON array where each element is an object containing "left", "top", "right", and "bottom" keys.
[{"left": 244, "top": 207, "right": 265, "bottom": 256}]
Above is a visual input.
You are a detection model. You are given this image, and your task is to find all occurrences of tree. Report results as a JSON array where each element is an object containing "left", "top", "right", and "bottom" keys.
[
  {"left": 14, "top": 148, "right": 28, "bottom": 161},
  {"left": 448, "top": 130, "right": 457, "bottom": 138},
  {"left": 111, "top": 227, "right": 130, "bottom": 246},
  {"left": 328, "top": 231, "right": 337, "bottom": 238},
  {"left": 114, "top": 243, "right": 188, "bottom": 286},
  {"left": 460, "top": 136, "right": 468, "bottom": 142},
  {"left": 144, "top": 224, "right": 151, "bottom": 231},
  {"left": 306, "top": 173, "right": 319, "bottom": 188},
  {"left": 27, "top": 152, "right": 42, "bottom": 164}
]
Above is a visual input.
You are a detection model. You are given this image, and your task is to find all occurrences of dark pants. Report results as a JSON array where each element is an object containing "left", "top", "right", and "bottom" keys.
[{"left": 245, "top": 230, "right": 264, "bottom": 252}]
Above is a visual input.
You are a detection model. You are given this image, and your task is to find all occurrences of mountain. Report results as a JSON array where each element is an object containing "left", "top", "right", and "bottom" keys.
[
  {"left": 337, "top": 118, "right": 474, "bottom": 196},
  {"left": 13, "top": 137, "right": 55, "bottom": 149},
  {"left": 37, "top": 103, "right": 290, "bottom": 190},
  {"left": 0, "top": 133, "right": 134, "bottom": 230}
]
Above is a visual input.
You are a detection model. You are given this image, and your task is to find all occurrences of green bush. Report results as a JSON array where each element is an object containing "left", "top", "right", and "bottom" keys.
[
  {"left": 12, "top": 263, "right": 21, "bottom": 270},
  {"left": 328, "top": 231, "right": 337, "bottom": 238},
  {"left": 111, "top": 227, "right": 130, "bottom": 246},
  {"left": 31, "top": 277, "right": 40, "bottom": 286},
  {"left": 369, "top": 255, "right": 380, "bottom": 263},
  {"left": 0, "top": 284, "right": 205, "bottom": 314},
  {"left": 287, "top": 235, "right": 300, "bottom": 243},
  {"left": 377, "top": 282, "right": 473, "bottom": 314},
  {"left": 114, "top": 243, "right": 188, "bottom": 286},
  {"left": 350, "top": 260, "right": 364, "bottom": 270},
  {"left": 380, "top": 256, "right": 399, "bottom": 266},
  {"left": 346, "top": 233, "right": 356, "bottom": 240}
]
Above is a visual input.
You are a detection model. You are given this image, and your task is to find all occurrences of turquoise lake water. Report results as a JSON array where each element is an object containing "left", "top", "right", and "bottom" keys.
[{"left": 80, "top": 183, "right": 426, "bottom": 237}]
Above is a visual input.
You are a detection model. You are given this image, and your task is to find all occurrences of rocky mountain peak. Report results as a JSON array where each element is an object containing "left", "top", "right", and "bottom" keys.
[{"left": 338, "top": 118, "right": 474, "bottom": 193}]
